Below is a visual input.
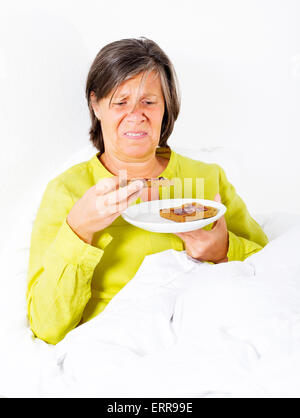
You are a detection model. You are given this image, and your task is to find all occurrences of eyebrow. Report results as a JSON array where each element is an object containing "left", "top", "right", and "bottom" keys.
[{"left": 114, "top": 93, "right": 158, "bottom": 99}]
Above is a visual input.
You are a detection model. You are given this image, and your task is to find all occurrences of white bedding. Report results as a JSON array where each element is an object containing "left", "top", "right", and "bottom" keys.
[{"left": 1, "top": 213, "right": 300, "bottom": 397}]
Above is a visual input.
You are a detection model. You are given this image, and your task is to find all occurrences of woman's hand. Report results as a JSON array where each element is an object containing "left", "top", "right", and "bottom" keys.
[
  {"left": 66, "top": 176, "right": 144, "bottom": 245},
  {"left": 174, "top": 193, "right": 229, "bottom": 263}
]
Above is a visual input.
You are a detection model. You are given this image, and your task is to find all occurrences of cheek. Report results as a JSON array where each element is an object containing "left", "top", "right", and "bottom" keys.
[
  {"left": 104, "top": 114, "right": 122, "bottom": 134},
  {"left": 146, "top": 109, "right": 164, "bottom": 132},
  {"left": 152, "top": 112, "right": 163, "bottom": 125},
  {"left": 153, "top": 108, "right": 165, "bottom": 128}
]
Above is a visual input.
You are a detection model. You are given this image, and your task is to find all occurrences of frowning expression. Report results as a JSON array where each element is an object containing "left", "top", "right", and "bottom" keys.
[{"left": 90, "top": 70, "right": 165, "bottom": 160}]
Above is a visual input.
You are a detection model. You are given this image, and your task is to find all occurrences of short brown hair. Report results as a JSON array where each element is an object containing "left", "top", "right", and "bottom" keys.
[{"left": 85, "top": 37, "right": 181, "bottom": 154}]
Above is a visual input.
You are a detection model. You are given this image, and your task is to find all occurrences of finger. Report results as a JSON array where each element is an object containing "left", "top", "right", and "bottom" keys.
[
  {"left": 117, "top": 169, "right": 130, "bottom": 187},
  {"left": 174, "top": 232, "right": 195, "bottom": 241},
  {"left": 174, "top": 232, "right": 191, "bottom": 240},
  {"left": 219, "top": 214, "right": 227, "bottom": 229},
  {"left": 115, "top": 188, "right": 143, "bottom": 213},
  {"left": 95, "top": 173, "right": 137, "bottom": 196},
  {"left": 98, "top": 181, "right": 144, "bottom": 215},
  {"left": 212, "top": 213, "right": 227, "bottom": 231},
  {"left": 212, "top": 217, "right": 219, "bottom": 229},
  {"left": 105, "top": 180, "right": 144, "bottom": 207},
  {"left": 176, "top": 228, "right": 206, "bottom": 239},
  {"left": 127, "top": 187, "right": 145, "bottom": 203},
  {"left": 95, "top": 177, "right": 119, "bottom": 196},
  {"left": 106, "top": 211, "right": 121, "bottom": 222},
  {"left": 212, "top": 193, "right": 223, "bottom": 228}
]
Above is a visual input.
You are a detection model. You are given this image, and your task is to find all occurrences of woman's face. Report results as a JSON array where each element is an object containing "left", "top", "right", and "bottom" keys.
[{"left": 90, "top": 70, "right": 165, "bottom": 160}]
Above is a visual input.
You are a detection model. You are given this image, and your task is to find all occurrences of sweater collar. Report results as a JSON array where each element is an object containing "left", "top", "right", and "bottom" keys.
[{"left": 89, "top": 146, "right": 178, "bottom": 181}]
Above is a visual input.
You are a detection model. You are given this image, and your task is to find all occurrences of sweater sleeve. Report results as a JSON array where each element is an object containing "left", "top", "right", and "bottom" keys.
[
  {"left": 217, "top": 165, "right": 269, "bottom": 262},
  {"left": 26, "top": 178, "right": 113, "bottom": 345}
]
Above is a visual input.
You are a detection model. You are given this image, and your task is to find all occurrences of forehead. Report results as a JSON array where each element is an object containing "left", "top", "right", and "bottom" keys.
[{"left": 113, "top": 70, "right": 163, "bottom": 98}]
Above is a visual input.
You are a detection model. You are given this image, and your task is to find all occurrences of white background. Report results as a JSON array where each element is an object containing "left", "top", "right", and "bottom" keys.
[{"left": 0, "top": 0, "right": 299, "bottom": 242}]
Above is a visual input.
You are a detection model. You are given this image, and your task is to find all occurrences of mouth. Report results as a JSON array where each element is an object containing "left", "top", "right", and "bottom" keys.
[{"left": 123, "top": 131, "right": 148, "bottom": 139}]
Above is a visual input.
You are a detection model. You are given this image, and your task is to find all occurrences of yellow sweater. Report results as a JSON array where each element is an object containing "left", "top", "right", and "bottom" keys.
[{"left": 26, "top": 146, "right": 269, "bottom": 344}]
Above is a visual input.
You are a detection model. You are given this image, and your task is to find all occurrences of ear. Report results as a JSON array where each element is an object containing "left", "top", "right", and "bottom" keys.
[{"left": 90, "top": 91, "right": 101, "bottom": 120}]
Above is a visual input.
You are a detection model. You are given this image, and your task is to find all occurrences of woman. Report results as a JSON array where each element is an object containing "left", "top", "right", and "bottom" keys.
[{"left": 26, "top": 37, "right": 268, "bottom": 345}]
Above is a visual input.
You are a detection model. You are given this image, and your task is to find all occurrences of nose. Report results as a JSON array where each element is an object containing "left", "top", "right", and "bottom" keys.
[{"left": 126, "top": 101, "right": 146, "bottom": 122}]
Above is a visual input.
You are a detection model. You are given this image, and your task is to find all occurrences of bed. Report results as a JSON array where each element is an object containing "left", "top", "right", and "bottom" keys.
[{"left": 1, "top": 145, "right": 300, "bottom": 398}]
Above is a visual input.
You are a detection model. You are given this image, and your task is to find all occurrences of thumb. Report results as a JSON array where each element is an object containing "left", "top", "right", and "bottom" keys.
[
  {"left": 214, "top": 193, "right": 222, "bottom": 203},
  {"left": 212, "top": 193, "right": 223, "bottom": 229}
]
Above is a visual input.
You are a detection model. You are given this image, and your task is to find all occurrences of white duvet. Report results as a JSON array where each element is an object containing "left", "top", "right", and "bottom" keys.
[{"left": 1, "top": 213, "right": 300, "bottom": 397}]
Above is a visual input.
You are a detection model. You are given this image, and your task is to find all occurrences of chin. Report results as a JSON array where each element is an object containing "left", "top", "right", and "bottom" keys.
[{"left": 121, "top": 141, "right": 155, "bottom": 158}]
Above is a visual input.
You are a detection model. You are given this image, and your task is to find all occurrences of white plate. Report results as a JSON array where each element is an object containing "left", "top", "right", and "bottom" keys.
[{"left": 121, "top": 198, "right": 227, "bottom": 233}]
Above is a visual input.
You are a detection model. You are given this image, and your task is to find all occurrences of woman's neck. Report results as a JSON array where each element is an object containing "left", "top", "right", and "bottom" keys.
[{"left": 99, "top": 151, "right": 168, "bottom": 179}]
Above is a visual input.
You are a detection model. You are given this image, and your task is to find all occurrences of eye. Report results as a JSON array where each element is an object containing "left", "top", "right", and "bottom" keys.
[{"left": 114, "top": 101, "right": 155, "bottom": 106}]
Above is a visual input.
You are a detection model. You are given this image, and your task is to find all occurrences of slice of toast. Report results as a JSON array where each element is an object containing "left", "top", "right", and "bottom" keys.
[
  {"left": 124, "top": 176, "right": 174, "bottom": 188},
  {"left": 160, "top": 202, "right": 218, "bottom": 222}
]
